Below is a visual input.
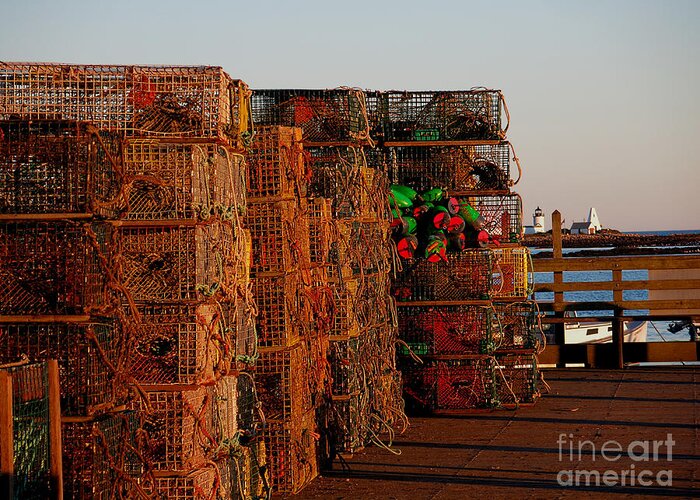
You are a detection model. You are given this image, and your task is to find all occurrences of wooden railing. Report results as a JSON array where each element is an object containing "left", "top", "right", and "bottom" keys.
[{"left": 533, "top": 211, "right": 700, "bottom": 368}]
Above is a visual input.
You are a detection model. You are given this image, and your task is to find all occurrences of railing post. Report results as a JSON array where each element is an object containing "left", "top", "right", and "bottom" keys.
[
  {"left": 612, "top": 270, "right": 624, "bottom": 368},
  {"left": 552, "top": 211, "right": 566, "bottom": 365}
]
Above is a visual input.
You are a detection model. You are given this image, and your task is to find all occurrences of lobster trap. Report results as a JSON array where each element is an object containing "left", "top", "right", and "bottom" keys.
[
  {"left": 370, "top": 89, "right": 505, "bottom": 142},
  {"left": 491, "top": 246, "right": 531, "bottom": 299},
  {"left": 220, "top": 299, "right": 258, "bottom": 368},
  {"left": 492, "top": 302, "right": 539, "bottom": 351},
  {"left": 0, "top": 220, "right": 113, "bottom": 315},
  {"left": 392, "top": 250, "right": 492, "bottom": 302},
  {"left": 493, "top": 352, "right": 539, "bottom": 407},
  {"left": 247, "top": 199, "right": 310, "bottom": 275},
  {"left": 0, "top": 320, "right": 121, "bottom": 416},
  {"left": 208, "top": 374, "right": 239, "bottom": 447},
  {"left": 220, "top": 440, "right": 268, "bottom": 500},
  {"left": 118, "top": 220, "right": 235, "bottom": 302},
  {"left": 148, "top": 467, "right": 220, "bottom": 500},
  {"left": 307, "top": 197, "right": 333, "bottom": 265},
  {"left": 330, "top": 279, "right": 360, "bottom": 338},
  {"left": 121, "top": 139, "right": 246, "bottom": 221},
  {"left": 307, "top": 146, "right": 368, "bottom": 218},
  {"left": 388, "top": 143, "right": 513, "bottom": 193},
  {"left": 129, "top": 303, "right": 227, "bottom": 386},
  {"left": 328, "top": 337, "right": 361, "bottom": 396},
  {"left": 332, "top": 220, "right": 392, "bottom": 278},
  {"left": 462, "top": 194, "right": 522, "bottom": 242},
  {"left": 0, "top": 119, "right": 121, "bottom": 216},
  {"left": 0, "top": 63, "right": 253, "bottom": 149},
  {"left": 1, "top": 362, "right": 51, "bottom": 499},
  {"left": 397, "top": 305, "right": 492, "bottom": 356},
  {"left": 254, "top": 343, "right": 312, "bottom": 422},
  {"left": 251, "top": 88, "right": 371, "bottom": 144},
  {"left": 62, "top": 412, "right": 141, "bottom": 500},
  {"left": 133, "top": 387, "right": 212, "bottom": 471},
  {"left": 251, "top": 272, "right": 308, "bottom": 348},
  {"left": 401, "top": 357, "right": 497, "bottom": 412},
  {"left": 325, "top": 393, "right": 367, "bottom": 455},
  {"left": 262, "top": 409, "right": 319, "bottom": 494},
  {"left": 247, "top": 126, "right": 306, "bottom": 199}
]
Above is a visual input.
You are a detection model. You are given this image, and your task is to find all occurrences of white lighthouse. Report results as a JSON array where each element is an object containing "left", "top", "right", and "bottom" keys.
[{"left": 533, "top": 206, "right": 545, "bottom": 233}]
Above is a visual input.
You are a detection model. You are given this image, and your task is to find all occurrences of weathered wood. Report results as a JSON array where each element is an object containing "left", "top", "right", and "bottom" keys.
[
  {"left": 48, "top": 360, "right": 63, "bottom": 500},
  {"left": 0, "top": 370, "right": 13, "bottom": 498},
  {"left": 539, "top": 299, "right": 700, "bottom": 312},
  {"left": 533, "top": 255, "right": 700, "bottom": 272},
  {"left": 534, "top": 279, "right": 700, "bottom": 292},
  {"left": 540, "top": 341, "right": 700, "bottom": 365},
  {"left": 551, "top": 211, "right": 565, "bottom": 359}
]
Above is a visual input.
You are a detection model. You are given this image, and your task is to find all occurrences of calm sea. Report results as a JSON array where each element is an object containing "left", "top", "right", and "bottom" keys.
[{"left": 532, "top": 230, "right": 700, "bottom": 343}]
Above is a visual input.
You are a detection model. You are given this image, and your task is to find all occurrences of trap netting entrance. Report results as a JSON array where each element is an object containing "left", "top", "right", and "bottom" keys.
[
  {"left": 0, "top": 320, "right": 122, "bottom": 416},
  {"left": 0, "top": 220, "right": 113, "bottom": 315},
  {"left": 462, "top": 194, "right": 523, "bottom": 242},
  {"left": 370, "top": 89, "right": 506, "bottom": 142},
  {"left": 387, "top": 143, "right": 513, "bottom": 193},
  {"left": 251, "top": 89, "right": 371, "bottom": 143},
  {"left": 2, "top": 362, "right": 50, "bottom": 500},
  {"left": 0, "top": 63, "right": 253, "bottom": 149},
  {"left": 397, "top": 305, "right": 492, "bottom": 356},
  {"left": 247, "top": 126, "right": 306, "bottom": 199},
  {"left": 118, "top": 221, "right": 235, "bottom": 302},
  {"left": 121, "top": 139, "right": 246, "bottom": 221},
  {"left": 0, "top": 120, "right": 121, "bottom": 216},
  {"left": 392, "top": 250, "right": 492, "bottom": 302}
]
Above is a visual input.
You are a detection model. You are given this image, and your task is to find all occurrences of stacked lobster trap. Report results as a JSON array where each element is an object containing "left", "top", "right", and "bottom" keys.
[
  {"left": 365, "top": 88, "right": 543, "bottom": 412},
  {"left": 251, "top": 90, "right": 407, "bottom": 468},
  {"left": 0, "top": 62, "right": 265, "bottom": 499}
]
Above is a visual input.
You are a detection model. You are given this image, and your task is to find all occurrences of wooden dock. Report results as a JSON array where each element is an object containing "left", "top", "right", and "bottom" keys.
[{"left": 297, "top": 367, "right": 698, "bottom": 499}]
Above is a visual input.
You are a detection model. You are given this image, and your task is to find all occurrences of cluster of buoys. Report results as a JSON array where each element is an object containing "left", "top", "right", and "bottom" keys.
[{"left": 390, "top": 185, "right": 493, "bottom": 262}]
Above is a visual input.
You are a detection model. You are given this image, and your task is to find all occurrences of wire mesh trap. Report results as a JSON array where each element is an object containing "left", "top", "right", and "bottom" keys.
[
  {"left": 0, "top": 63, "right": 253, "bottom": 149},
  {"left": 0, "top": 320, "right": 121, "bottom": 416},
  {"left": 118, "top": 220, "right": 235, "bottom": 302},
  {"left": 392, "top": 250, "right": 493, "bottom": 302},
  {"left": 0, "top": 220, "right": 113, "bottom": 315},
  {"left": 247, "top": 199, "right": 310, "bottom": 275},
  {"left": 397, "top": 305, "right": 493, "bottom": 356},
  {"left": 492, "top": 301, "right": 538, "bottom": 351},
  {"left": 247, "top": 126, "right": 306, "bottom": 199},
  {"left": 307, "top": 197, "right": 333, "bottom": 265},
  {"left": 325, "top": 393, "right": 367, "bottom": 456},
  {"left": 1, "top": 362, "right": 51, "bottom": 499},
  {"left": 387, "top": 143, "right": 513, "bottom": 193},
  {"left": 121, "top": 139, "right": 246, "bottom": 221},
  {"left": 493, "top": 352, "right": 539, "bottom": 407},
  {"left": 262, "top": 409, "right": 319, "bottom": 494},
  {"left": 401, "top": 356, "right": 497, "bottom": 412},
  {"left": 251, "top": 88, "right": 371, "bottom": 144},
  {"left": 222, "top": 439, "right": 268, "bottom": 500},
  {"left": 129, "top": 303, "right": 227, "bottom": 385},
  {"left": 328, "top": 337, "right": 361, "bottom": 396},
  {"left": 370, "top": 89, "right": 505, "bottom": 142},
  {"left": 463, "top": 194, "right": 523, "bottom": 242},
  {"left": 147, "top": 467, "right": 219, "bottom": 500},
  {"left": 253, "top": 343, "right": 312, "bottom": 422},
  {"left": 251, "top": 272, "right": 306, "bottom": 348},
  {"left": 491, "top": 246, "right": 531, "bottom": 299},
  {"left": 0, "top": 119, "right": 121, "bottom": 216},
  {"left": 62, "top": 412, "right": 141, "bottom": 500},
  {"left": 306, "top": 146, "right": 368, "bottom": 218}
]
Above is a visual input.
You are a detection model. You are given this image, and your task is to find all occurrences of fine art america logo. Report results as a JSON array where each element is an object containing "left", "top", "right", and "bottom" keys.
[{"left": 557, "top": 434, "right": 674, "bottom": 487}]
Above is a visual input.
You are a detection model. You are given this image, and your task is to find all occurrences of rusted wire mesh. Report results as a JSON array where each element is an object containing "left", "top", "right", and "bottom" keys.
[
  {"left": 387, "top": 143, "right": 512, "bottom": 192},
  {"left": 392, "top": 250, "right": 492, "bottom": 302},
  {"left": 0, "top": 220, "right": 113, "bottom": 315},
  {"left": 148, "top": 467, "right": 218, "bottom": 500},
  {"left": 251, "top": 273, "right": 306, "bottom": 348},
  {"left": 0, "top": 320, "right": 122, "bottom": 415},
  {"left": 209, "top": 374, "right": 238, "bottom": 447},
  {"left": 367, "top": 89, "right": 505, "bottom": 142},
  {"left": 247, "top": 199, "right": 310, "bottom": 275},
  {"left": 253, "top": 343, "right": 312, "bottom": 422},
  {"left": 307, "top": 197, "right": 332, "bottom": 265},
  {"left": 325, "top": 393, "right": 366, "bottom": 455},
  {"left": 251, "top": 89, "right": 371, "bottom": 144},
  {"left": 117, "top": 221, "right": 235, "bottom": 302},
  {"left": 2, "top": 362, "right": 51, "bottom": 499},
  {"left": 129, "top": 303, "right": 228, "bottom": 385},
  {"left": 328, "top": 337, "right": 361, "bottom": 396},
  {"left": 62, "top": 412, "right": 141, "bottom": 500},
  {"left": 262, "top": 409, "right": 319, "bottom": 494},
  {"left": 221, "top": 299, "right": 258, "bottom": 369},
  {"left": 492, "top": 302, "right": 538, "bottom": 351},
  {"left": 330, "top": 279, "right": 360, "bottom": 338},
  {"left": 491, "top": 246, "right": 531, "bottom": 299},
  {"left": 246, "top": 126, "right": 307, "bottom": 199},
  {"left": 397, "top": 305, "right": 493, "bottom": 356},
  {"left": 132, "top": 387, "right": 210, "bottom": 471},
  {"left": 121, "top": 139, "right": 246, "bottom": 221},
  {"left": 401, "top": 357, "right": 497, "bottom": 412},
  {"left": 0, "top": 119, "right": 121, "bottom": 216},
  {"left": 332, "top": 220, "right": 392, "bottom": 279},
  {"left": 0, "top": 63, "right": 253, "bottom": 149},
  {"left": 463, "top": 194, "right": 522, "bottom": 242},
  {"left": 493, "top": 352, "right": 539, "bottom": 407}
]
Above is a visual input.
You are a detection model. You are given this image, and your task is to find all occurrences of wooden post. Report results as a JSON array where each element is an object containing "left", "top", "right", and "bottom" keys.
[
  {"left": 552, "top": 211, "right": 566, "bottom": 365},
  {"left": 611, "top": 268, "right": 625, "bottom": 368},
  {"left": 48, "top": 360, "right": 63, "bottom": 500},
  {"left": 0, "top": 370, "right": 13, "bottom": 498}
]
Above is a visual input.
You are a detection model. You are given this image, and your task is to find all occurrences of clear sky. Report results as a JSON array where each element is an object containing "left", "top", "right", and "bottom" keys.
[{"left": 2, "top": 0, "right": 699, "bottom": 231}]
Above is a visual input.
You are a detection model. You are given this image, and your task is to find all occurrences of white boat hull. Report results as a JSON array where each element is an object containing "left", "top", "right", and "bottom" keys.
[{"left": 564, "top": 320, "right": 648, "bottom": 344}]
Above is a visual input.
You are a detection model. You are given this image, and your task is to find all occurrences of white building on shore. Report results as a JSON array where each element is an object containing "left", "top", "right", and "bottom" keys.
[
  {"left": 570, "top": 207, "right": 602, "bottom": 234},
  {"left": 523, "top": 206, "right": 546, "bottom": 235}
]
